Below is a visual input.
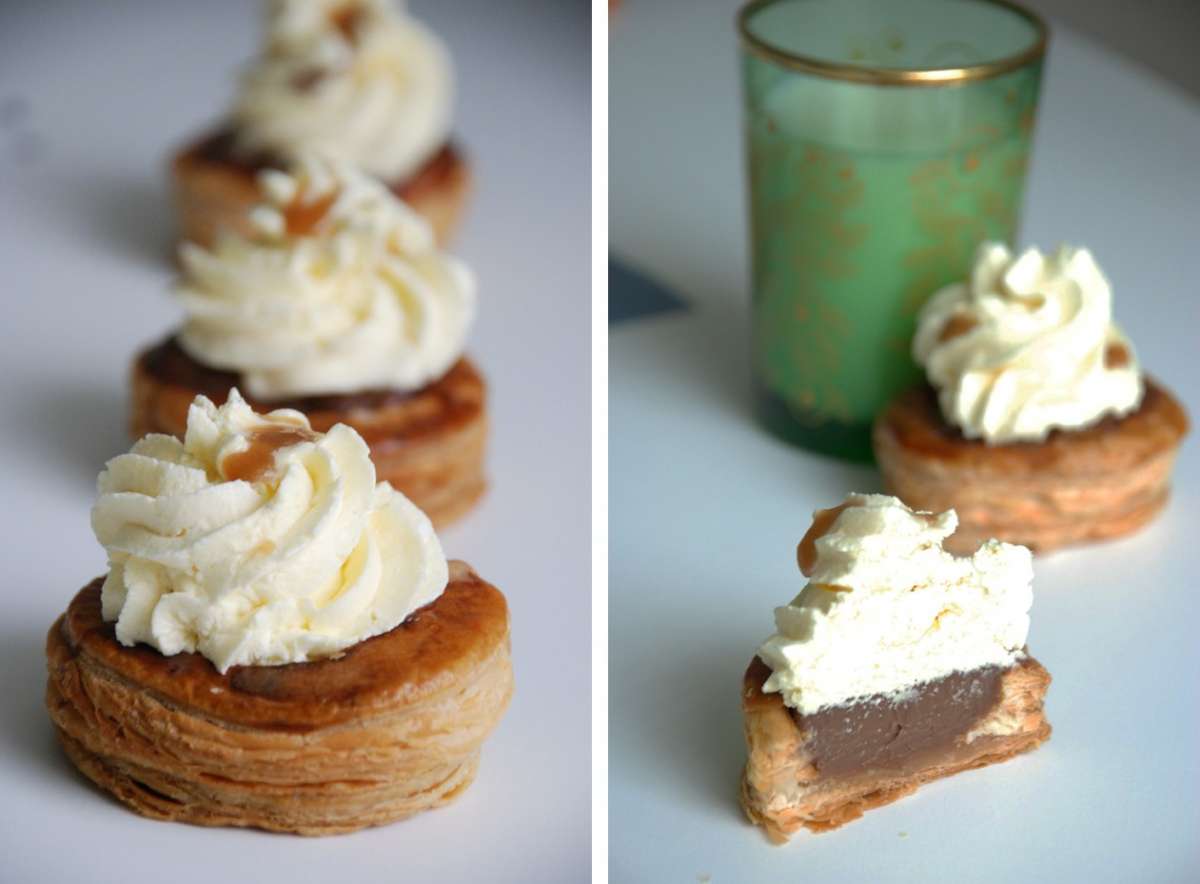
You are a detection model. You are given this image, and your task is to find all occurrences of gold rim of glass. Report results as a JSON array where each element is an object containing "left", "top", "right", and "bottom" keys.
[{"left": 737, "top": 0, "right": 1048, "bottom": 86}]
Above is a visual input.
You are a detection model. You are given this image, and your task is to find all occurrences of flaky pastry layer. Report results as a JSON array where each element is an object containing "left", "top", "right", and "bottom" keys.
[
  {"left": 130, "top": 342, "right": 488, "bottom": 529},
  {"left": 873, "top": 380, "right": 1188, "bottom": 554},
  {"left": 45, "top": 561, "right": 512, "bottom": 835},
  {"left": 171, "top": 131, "right": 470, "bottom": 249}
]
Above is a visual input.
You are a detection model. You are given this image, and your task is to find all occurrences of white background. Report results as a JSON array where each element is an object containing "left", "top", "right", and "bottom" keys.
[
  {"left": 611, "top": 2, "right": 1199, "bottom": 881},
  {"left": 0, "top": 2, "right": 590, "bottom": 882}
]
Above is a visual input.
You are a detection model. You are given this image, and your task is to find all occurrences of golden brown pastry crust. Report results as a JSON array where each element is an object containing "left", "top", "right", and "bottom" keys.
[
  {"left": 873, "top": 379, "right": 1189, "bottom": 554},
  {"left": 171, "top": 131, "right": 471, "bottom": 248},
  {"left": 740, "top": 656, "right": 1050, "bottom": 843},
  {"left": 45, "top": 561, "right": 512, "bottom": 835},
  {"left": 130, "top": 342, "right": 487, "bottom": 529}
]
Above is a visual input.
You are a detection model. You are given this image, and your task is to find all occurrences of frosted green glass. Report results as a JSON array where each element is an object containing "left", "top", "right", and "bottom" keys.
[{"left": 740, "top": 0, "right": 1045, "bottom": 461}]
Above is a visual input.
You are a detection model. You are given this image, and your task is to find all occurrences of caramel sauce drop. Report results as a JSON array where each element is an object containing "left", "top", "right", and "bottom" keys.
[
  {"left": 291, "top": 67, "right": 327, "bottom": 93},
  {"left": 1008, "top": 292, "right": 1045, "bottom": 310},
  {"left": 811, "top": 582, "right": 853, "bottom": 593},
  {"left": 796, "top": 503, "right": 850, "bottom": 577},
  {"left": 223, "top": 426, "right": 319, "bottom": 484},
  {"left": 330, "top": 4, "right": 366, "bottom": 43},
  {"left": 938, "top": 314, "right": 978, "bottom": 343},
  {"left": 1104, "top": 341, "right": 1131, "bottom": 369},
  {"left": 282, "top": 191, "right": 337, "bottom": 236}
]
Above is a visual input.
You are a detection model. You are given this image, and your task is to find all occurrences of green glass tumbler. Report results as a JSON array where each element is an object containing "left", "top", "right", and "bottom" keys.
[{"left": 739, "top": 0, "right": 1047, "bottom": 461}]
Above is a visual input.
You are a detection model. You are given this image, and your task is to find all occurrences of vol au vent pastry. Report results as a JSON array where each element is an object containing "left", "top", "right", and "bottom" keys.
[
  {"left": 741, "top": 494, "right": 1050, "bottom": 843},
  {"left": 135, "top": 154, "right": 486, "bottom": 528},
  {"left": 874, "top": 243, "right": 1188, "bottom": 554},
  {"left": 45, "top": 392, "right": 513, "bottom": 834},
  {"left": 173, "top": 0, "right": 468, "bottom": 247}
]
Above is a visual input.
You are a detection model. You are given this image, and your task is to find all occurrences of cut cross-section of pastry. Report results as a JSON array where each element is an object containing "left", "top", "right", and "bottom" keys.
[{"left": 741, "top": 493, "right": 1051, "bottom": 843}]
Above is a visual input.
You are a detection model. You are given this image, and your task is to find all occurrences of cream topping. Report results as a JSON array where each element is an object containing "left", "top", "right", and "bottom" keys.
[
  {"left": 231, "top": 0, "right": 452, "bottom": 181},
  {"left": 177, "top": 154, "right": 475, "bottom": 399},
  {"left": 913, "top": 242, "right": 1142, "bottom": 443},
  {"left": 93, "top": 390, "right": 447, "bottom": 672},
  {"left": 758, "top": 494, "right": 1033, "bottom": 715}
]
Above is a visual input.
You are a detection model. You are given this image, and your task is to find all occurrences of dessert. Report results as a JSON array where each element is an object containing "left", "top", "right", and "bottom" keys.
[
  {"left": 173, "top": 0, "right": 468, "bottom": 247},
  {"left": 741, "top": 494, "right": 1050, "bottom": 843},
  {"left": 45, "top": 392, "right": 512, "bottom": 834},
  {"left": 135, "top": 155, "right": 486, "bottom": 528},
  {"left": 874, "top": 243, "right": 1188, "bottom": 554}
]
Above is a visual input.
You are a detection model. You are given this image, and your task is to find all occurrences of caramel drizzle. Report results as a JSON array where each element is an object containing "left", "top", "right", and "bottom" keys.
[
  {"left": 291, "top": 67, "right": 328, "bottom": 93},
  {"left": 938, "top": 314, "right": 978, "bottom": 343},
  {"left": 796, "top": 503, "right": 850, "bottom": 577},
  {"left": 811, "top": 582, "right": 853, "bottom": 593},
  {"left": 928, "top": 606, "right": 955, "bottom": 633},
  {"left": 1104, "top": 341, "right": 1131, "bottom": 369},
  {"left": 223, "top": 426, "right": 319, "bottom": 484},
  {"left": 330, "top": 3, "right": 367, "bottom": 43},
  {"left": 289, "top": 4, "right": 365, "bottom": 92},
  {"left": 282, "top": 191, "right": 338, "bottom": 237},
  {"left": 1008, "top": 292, "right": 1045, "bottom": 310}
]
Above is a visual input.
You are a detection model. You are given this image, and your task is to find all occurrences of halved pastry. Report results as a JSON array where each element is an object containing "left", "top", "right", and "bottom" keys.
[
  {"left": 45, "top": 392, "right": 512, "bottom": 834},
  {"left": 875, "top": 243, "right": 1188, "bottom": 554},
  {"left": 137, "top": 154, "right": 486, "bottom": 528},
  {"left": 173, "top": 0, "right": 468, "bottom": 247},
  {"left": 741, "top": 494, "right": 1050, "bottom": 843}
]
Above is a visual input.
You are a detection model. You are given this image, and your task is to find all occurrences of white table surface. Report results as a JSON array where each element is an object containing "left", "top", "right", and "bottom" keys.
[
  {"left": 0, "top": 2, "right": 590, "bottom": 882},
  {"left": 610, "top": 3, "right": 1200, "bottom": 882}
]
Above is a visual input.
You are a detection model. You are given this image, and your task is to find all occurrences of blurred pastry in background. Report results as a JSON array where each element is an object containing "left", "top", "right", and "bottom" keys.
[
  {"left": 46, "top": 392, "right": 512, "bottom": 834},
  {"left": 137, "top": 154, "right": 486, "bottom": 528},
  {"left": 741, "top": 494, "right": 1050, "bottom": 842},
  {"left": 874, "top": 243, "right": 1188, "bottom": 554},
  {"left": 173, "top": 0, "right": 468, "bottom": 248}
]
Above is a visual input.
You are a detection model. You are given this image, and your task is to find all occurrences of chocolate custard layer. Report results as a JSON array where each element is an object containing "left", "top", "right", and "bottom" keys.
[
  {"left": 798, "top": 666, "right": 1003, "bottom": 777},
  {"left": 741, "top": 654, "right": 1050, "bottom": 840}
]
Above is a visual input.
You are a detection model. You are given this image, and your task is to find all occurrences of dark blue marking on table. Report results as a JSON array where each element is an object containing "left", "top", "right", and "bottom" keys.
[{"left": 609, "top": 256, "right": 688, "bottom": 325}]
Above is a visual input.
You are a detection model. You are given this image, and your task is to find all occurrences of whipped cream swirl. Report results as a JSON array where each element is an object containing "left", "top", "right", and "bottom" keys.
[
  {"left": 177, "top": 154, "right": 475, "bottom": 399},
  {"left": 232, "top": 0, "right": 452, "bottom": 181},
  {"left": 914, "top": 242, "right": 1143, "bottom": 443},
  {"left": 93, "top": 390, "right": 447, "bottom": 672},
  {"left": 759, "top": 493, "right": 1032, "bottom": 715}
]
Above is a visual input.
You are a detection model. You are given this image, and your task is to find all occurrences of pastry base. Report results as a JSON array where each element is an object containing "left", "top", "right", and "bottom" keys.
[
  {"left": 130, "top": 337, "right": 487, "bottom": 528},
  {"left": 45, "top": 562, "right": 512, "bottom": 835},
  {"left": 740, "top": 656, "right": 1051, "bottom": 843},
  {"left": 171, "top": 129, "right": 471, "bottom": 248},
  {"left": 873, "top": 380, "right": 1189, "bottom": 554}
]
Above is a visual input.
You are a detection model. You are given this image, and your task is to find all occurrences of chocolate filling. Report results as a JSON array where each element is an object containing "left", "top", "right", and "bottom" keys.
[
  {"left": 141, "top": 335, "right": 430, "bottom": 413},
  {"left": 796, "top": 665, "right": 1004, "bottom": 777},
  {"left": 191, "top": 126, "right": 461, "bottom": 193}
]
